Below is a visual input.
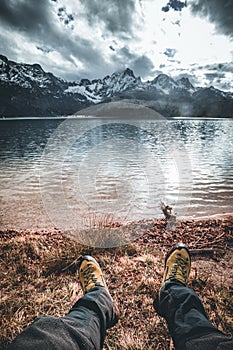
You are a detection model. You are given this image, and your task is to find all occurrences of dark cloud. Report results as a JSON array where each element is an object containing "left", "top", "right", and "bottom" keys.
[
  {"left": 189, "top": 0, "right": 233, "bottom": 39},
  {"left": 0, "top": 0, "right": 231, "bottom": 86},
  {"left": 203, "top": 71, "right": 230, "bottom": 90},
  {"left": 164, "top": 48, "right": 177, "bottom": 58},
  {"left": 168, "top": 59, "right": 181, "bottom": 64},
  {"left": 101, "top": 44, "right": 155, "bottom": 79},
  {"left": 58, "top": 7, "right": 65, "bottom": 15},
  {"left": 172, "top": 20, "right": 181, "bottom": 26},
  {"left": 0, "top": 0, "right": 54, "bottom": 34},
  {"left": 216, "top": 81, "right": 232, "bottom": 91},
  {"left": 174, "top": 62, "right": 233, "bottom": 91},
  {"left": 198, "top": 62, "right": 233, "bottom": 73},
  {"left": 162, "top": 5, "right": 170, "bottom": 12},
  {"left": 218, "top": 62, "right": 233, "bottom": 72},
  {"left": 79, "top": 0, "right": 136, "bottom": 35},
  {"left": 159, "top": 64, "right": 166, "bottom": 69},
  {"left": 57, "top": 7, "right": 74, "bottom": 27},
  {"left": 113, "top": 46, "right": 154, "bottom": 78},
  {"left": 118, "top": 46, "right": 135, "bottom": 60},
  {"left": 131, "top": 55, "right": 155, "bottom": 77},
  {"left": 36, "top": 46, "right": 52, "bottom": 54},
  {"left": 0, "top": 0, "right": 110, "bottom": 80},
  {"left": 205, "top": 72, "right": 225, "bottom": 79},
  {"left": 162, "top": 0, "right": 187, "bottom": 12},
  {"left": 0, "top": 32, "right": 18, "bottom": 60}
]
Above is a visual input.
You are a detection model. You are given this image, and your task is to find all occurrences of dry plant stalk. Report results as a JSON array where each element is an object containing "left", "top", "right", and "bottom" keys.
[{"left": 160, "top": 201, "right": 176, "bottom": 221}]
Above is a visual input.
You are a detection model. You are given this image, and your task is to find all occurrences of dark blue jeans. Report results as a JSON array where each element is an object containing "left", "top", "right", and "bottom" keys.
[{"left": 155, "top": 281, "right": 233, "bottom": 350}]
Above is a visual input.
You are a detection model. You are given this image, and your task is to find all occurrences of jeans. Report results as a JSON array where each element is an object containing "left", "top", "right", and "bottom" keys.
[
  {"left": 154, "top": 281, "right": 233, "bottom": 350},
  {"left": 9, "top": 283, "right": 233, "bottom": 350}
]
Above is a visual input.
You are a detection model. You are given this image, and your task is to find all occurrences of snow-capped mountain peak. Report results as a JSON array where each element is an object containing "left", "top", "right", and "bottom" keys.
[
  {"left": 177, "top": 77, "right": 194, "bottom": 91},
  {"left": 118, "top": 67, "right": 136, "bottom": 79},
  {"left": 151, "top": 74, "right": 177, "bottom": 94},
  {"left": 65, "top": 68, "right": 141, "bottom": 100},
  {"left": 0, "top": 55, "right": 232, "bottom": 118},
  {"left": 0, "top": 55, "right": 65, "bottom": 91}
]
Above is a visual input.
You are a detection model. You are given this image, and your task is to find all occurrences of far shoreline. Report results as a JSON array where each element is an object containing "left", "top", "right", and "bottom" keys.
[{"left": 0, "top": 116, "right": 232, "bottom": 120}]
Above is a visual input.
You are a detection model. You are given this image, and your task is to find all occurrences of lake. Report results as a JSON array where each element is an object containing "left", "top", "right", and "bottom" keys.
[{"left": 0, "top": 118, "right": 233, "bottom": 232}]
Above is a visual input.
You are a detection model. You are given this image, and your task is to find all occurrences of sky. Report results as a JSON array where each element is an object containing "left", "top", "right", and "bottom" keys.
[{"left": 0, "top": 0, "right": 233, "bottom": 91}]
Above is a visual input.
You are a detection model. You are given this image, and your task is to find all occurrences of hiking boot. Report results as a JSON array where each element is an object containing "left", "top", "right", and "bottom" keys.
[
  {"left": 78, "top": 255, "right": 108, "bottom": 294},
  {"left": 162, "top": 243, "right": 191, "bottom": 286}
]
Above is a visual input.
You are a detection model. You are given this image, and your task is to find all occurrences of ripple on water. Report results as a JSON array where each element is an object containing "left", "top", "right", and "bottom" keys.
[{"left": 0, "top": 118, "right": 232, "bottom": 230}]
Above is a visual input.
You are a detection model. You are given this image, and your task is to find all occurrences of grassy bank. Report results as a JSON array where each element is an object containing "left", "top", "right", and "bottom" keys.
[{"left": 1, "top": 217, "right": 233, "bottom": 349}]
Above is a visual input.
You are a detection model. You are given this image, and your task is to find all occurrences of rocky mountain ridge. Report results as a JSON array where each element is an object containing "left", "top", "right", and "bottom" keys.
[{"left": 0, "top": 54, "right": 232, "bottom": 118}]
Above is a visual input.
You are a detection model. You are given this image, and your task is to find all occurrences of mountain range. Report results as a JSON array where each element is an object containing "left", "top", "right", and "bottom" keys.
[{"left": 0, "top": 54, "right": 232, "bottom": 118}]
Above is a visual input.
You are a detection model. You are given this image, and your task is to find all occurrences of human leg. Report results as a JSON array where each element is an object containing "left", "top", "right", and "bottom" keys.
[
  {"left": 64, "top": 256, "right": 118, "bottom": 349},
  {"left": 154, "top": 243, "right": 233, "bottom": 350},
  {"left": 9, "top": 256, "right": 118, "bottom": 350}
]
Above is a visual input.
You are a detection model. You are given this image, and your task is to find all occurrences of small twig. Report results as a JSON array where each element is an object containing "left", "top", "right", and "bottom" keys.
[
  {"left": 211, "top": 231, "right": 226, "bottom": 242},
  {"left": 193, "top": 233, "right": 205, "bottom": 247},
  {"left": 61, "top": 257, "right": 80, "bottom": 272}
]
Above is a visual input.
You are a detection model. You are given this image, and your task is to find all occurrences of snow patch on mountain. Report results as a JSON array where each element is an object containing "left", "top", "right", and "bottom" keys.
[
  {"left": 150, "top": 74, "right": 177, "bottom": 94},
  {"left": 64, "top": 68, "right": 141, "bottom": 102},
  {"left": 0, "top": 55, "right": 232, "bottom": 118},
  {"left": 0, "top": 55, "right": 65, "bottom": 92},
  {"left": 65, "top": 85, "right": 102, "bottom": 103}
]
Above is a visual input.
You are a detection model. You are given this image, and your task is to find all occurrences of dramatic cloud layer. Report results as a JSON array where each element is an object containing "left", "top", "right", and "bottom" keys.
[
  {"left": 174, "top": 62, "right": 233, "bottom": 91},
  {"left": 0, "top": 0, "right": 232, "bottom": 90},
  {"left": 79, "top": 0, "right": 136, "bottom": 35},
  {"left": 0, "top": 0, "right": 53, "bottom": 34},
  {"left": 190, "top": 0, "right": 233, "bottom": 39}
]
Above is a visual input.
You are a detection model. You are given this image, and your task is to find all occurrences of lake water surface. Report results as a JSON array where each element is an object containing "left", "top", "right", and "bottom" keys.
[{"left": 0, "top": 118, "right": 233, "bottom": 231}]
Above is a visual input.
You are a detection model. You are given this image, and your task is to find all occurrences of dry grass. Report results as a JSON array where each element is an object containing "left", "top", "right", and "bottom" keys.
[{"left": 0, "top": 217, "right": 233, "bottom": 350}]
